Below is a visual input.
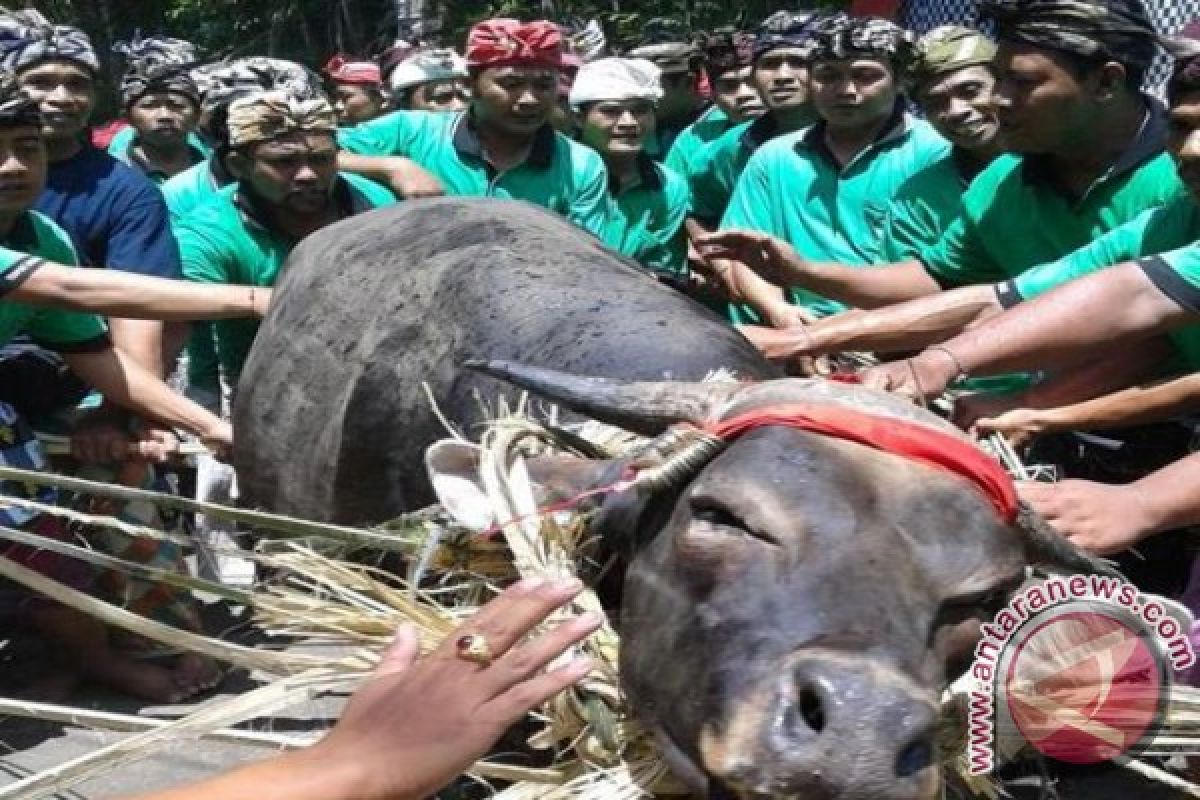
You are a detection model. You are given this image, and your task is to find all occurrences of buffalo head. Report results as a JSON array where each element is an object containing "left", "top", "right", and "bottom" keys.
[{"left": 433, "top": 362, "right": 1114, "bottom": 800}]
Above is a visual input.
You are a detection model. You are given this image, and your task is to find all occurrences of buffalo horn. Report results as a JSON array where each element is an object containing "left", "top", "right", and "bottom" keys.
[
  {"left": 464, "top": 360, "right": 736, "bottom": 436},
  {"left": 1015, "top": 503, "right": 1123, "bottom": 578}
]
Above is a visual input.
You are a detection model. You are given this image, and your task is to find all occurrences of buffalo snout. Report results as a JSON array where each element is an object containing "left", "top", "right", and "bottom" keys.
[{"left": 703, "top": 649, "right": 942, "bottom": 800}]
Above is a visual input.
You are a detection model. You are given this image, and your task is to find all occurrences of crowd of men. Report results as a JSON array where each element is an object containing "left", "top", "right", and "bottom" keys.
[{"left": 0, "top": 0, "right": 1198, "bottom": 707}]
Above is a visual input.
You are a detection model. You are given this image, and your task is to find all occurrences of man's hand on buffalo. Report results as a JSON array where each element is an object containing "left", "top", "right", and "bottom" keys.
[
  {"left": 1018, "top": 479, "right": 1154, "bottom": 556},
  {"left": 310, "top": 577, "right": 599, "bottom": 800},
  {"left": 971, "top": 407, "right": 1054, "bottom": 450},
  {"left": 695, "top": 229, "right": 808, "bottom": 287},
  {"left": 859, "top": 348, "right": 960, "bottom": 403}
]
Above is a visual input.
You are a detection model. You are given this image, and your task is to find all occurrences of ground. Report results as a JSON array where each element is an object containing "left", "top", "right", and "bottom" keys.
[{"left": 0, "top": 600, "right": 1190, "bottom": 799}]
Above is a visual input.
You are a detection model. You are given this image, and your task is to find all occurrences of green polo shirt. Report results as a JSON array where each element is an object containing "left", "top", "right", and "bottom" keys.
[
  {"left": 664, "top": 105, "right": 732, "bottom": 182},
  {"left": 879, "top": 149, "right": 978, "bottom": 262},
  {"left": 991, "top": 195, "right": 1200, "bottom": 370},
  {"left": 338, "top": 110, "right": 612, "bottom": 238},
  {"left": 690, "top": 114, "right": 795, "bottom": 224},
  {"left": 0, "top": 211, "right": 109, "bottom": 352},
  {"left": 178, "top": 172, "right": 395, "bottom": 384},
  {"left": 605, "top": 157, "right": 690, "bottom": 276},
  {"left": 921, "top": 104, "right": 1183, "bottom": 288},
  {"left": 721, "top": 112, "right": 950, "bottom": 321},
  {"left": 162, "top": 158, "right": 226, "bottom": 222},
  {"left": 111, "top": 136, "right": 209, "bottom": 186},
  {"left": 107, "top": 125, "right": 213, "bottom": 164}
]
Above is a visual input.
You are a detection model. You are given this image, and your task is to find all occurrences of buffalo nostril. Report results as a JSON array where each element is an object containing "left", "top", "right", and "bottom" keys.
[
  {"left": 797, "top": 684, "right": 826, "bottom": 733},
  {"left": 894, "top": 737, "right": 934, "bottom": 778}
]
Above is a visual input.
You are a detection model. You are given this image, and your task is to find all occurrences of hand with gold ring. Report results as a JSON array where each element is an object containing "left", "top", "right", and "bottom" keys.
[{"left": 305, "top": 576, "right": 601, "bottom": 800}]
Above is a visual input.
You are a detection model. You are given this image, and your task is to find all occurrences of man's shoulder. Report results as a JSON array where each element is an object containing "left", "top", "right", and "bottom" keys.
[
  {"left": 556, "top": 132, "right": 607, "bottom": 176},
  {"left": 893, "top": 151, "right": 963, "bottom": 202},
  {"left": 175, "top": 186, "right": 241, "bottom": 239},
  {"left": 341, "top": 171, "right": 397, "bottom": 207}
]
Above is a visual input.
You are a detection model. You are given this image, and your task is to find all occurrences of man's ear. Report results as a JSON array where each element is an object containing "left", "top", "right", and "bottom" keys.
[{"left": 1093, "top": 61, "right": 1128, "bottom": 102}]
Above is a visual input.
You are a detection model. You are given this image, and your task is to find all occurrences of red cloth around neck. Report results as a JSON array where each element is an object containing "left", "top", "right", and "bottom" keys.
[{"left": 702, "top": 403, "right": 1018, "bottom": 524}]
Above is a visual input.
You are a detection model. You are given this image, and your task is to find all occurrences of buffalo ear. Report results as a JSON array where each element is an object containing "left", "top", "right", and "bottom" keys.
[
  {"left": 425, "top": 438, "right": 628, "bottom": 531},
  {"left": 426, "top": 440, "right": 494, "bottom": 531}
]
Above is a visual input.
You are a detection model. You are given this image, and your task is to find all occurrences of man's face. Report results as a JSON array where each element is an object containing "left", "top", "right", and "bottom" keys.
[
  {"left": 472, "top": 66, "right": 557, "bottom": 136},
  {"left": 332, "top": 83, "right": 385, "bottom": 125},
  {"left": 16, "top": 60, "right": 95, "bottom": 141},
  {"left": 1168, "top": 90, "right": 1200, "bottom": 202},
  {"left": 810, "top": 57, "right": 897, "bottom": 130},
  {"left": 656, "top": 66, "right": 702, "bottom": 123},
  {"left": 917, "top": 65, "right": 999, "bottom": 151},
  {"left": 753, "top": 47, "right": 811, "bottom": 113},
  {"left": 0, "top": 125, "right": 46, "bottom": 215},
  {"left": 579, "top": 98, "right": 656, "bottom": 159},
  {"left": 128, "top": 91, "right": 198, "bottom": 149},
  {"left": 411, "top": 79, "right": 470, "bottom": 112},
  {"left": 237, "top": 133, "right": 338, "bottom": 215},
  {"left": 711, "top": 65, "right": 765, "bottom": 122},
  {"left": 989, "top": 42, "right": 1095, "bottom": 155}
]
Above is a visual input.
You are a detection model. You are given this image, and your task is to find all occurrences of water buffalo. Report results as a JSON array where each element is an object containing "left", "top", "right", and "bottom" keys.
[
  {"left": 234, "top": 198, "right": 778, "bottom": 524},
  {"left": 429, "top": 363, "right": 1108, "bottom": 800},
  {"left": 234, "top": 199, "right": 1107, "bottom": 799}
]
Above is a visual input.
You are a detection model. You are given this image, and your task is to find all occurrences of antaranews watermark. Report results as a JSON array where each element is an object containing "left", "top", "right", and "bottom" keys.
[{"left": 967, "top": 574, "right": 1196, "bottom": 775}]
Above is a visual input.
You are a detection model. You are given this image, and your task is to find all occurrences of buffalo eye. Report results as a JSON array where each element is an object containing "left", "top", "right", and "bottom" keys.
[{"left": 690, "top": 503, "right": 782, "bottom": 548}]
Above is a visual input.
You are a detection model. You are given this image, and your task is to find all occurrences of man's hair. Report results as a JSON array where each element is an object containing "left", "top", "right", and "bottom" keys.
[{"left": 1049, "top": 47, "right": 1144, "bottom": 91}]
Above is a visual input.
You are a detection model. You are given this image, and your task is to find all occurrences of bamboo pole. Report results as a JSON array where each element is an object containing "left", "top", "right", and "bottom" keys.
[{"left": 0, "top": 465, "right": 410, "bottom": 551}]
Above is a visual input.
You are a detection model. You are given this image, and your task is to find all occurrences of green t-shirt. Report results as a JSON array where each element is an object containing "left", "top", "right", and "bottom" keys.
[
  {"left": 920, "top": 118, "right": 1184, "bottom": 289},
  {"left": 605, "top": 158, "right": 690, "bottom": 276},
  {"left": 338, "top": 110, "right": 612, "bottom": 239},
  {"left": 179, "top": 172, "right": 395, "bottom": 384},
  {"left": 988, "top": 194, "right": 1200, "bottom": 371},
  {"left": 162, "top": 158, "right": 224, "bottom": 223},
  {"left": 721, "top": 113, "right": 950, "bottom": 320},
  {"left": 0, "top": 211, "right": 109, "bottom": 351},
  {"left": 664, "top": 105, "right": 732, "bottom": 184},
  {"left": 689, "top": 114, "right": 796, "bottom": 224},
  {"left": 880, "top": 149, "right": 974, "bottom": 262}
]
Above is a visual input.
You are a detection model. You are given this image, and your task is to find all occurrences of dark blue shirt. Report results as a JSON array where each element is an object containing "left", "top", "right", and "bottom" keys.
[{"left": 35, "top": 144, "right": 181, "bottom": 279}]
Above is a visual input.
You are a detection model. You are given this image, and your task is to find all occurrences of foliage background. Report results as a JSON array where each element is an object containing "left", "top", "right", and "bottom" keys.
[{"left": 21, "top": 0, "right": 848, "bottom": 118}]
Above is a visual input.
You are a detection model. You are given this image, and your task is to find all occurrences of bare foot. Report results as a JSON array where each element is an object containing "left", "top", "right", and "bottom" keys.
[{"left": 172, "top": 652, "right": 224, "bottom": 696}]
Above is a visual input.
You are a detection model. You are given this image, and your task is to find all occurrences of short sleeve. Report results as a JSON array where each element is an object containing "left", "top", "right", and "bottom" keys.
[
  {"left": 1142, "top": 246, "right": 1200, "bottom": 313},
  {"left": 918, "top": 211, "right": 1003, "bottom": 289},
  {"left": 0, "top": 248, "right": 109, "bottom": 349},
  {"left": 337, "top": 111, "right": 422, "bottom": 157},
  {"left": 1006, "top": 209, "right": 1157, "bottom": 303},
  {"left": 103, "top": 177, "right": 182, "bottom": 278},
  {"left": 178, "top": 218, "right": 237, "bottom": 285}
]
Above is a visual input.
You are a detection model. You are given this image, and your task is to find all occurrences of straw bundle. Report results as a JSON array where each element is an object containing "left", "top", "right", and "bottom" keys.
[{"left": 2, "top": 405, "right": 1199, "bottom": 799}]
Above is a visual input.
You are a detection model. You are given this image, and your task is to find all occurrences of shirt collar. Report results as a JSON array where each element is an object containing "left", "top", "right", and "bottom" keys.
[
  {"left": 123, "top": 138, "right": 206, "bottom": 181},
  {"left": 795, "top": 99, "right": 909, "bottom": 168},
  {"left": 452, "top": 111, "right": 557, "bottom": 171},
  {"left": 1020, "top": 94, "right": 1167, "bottom": 198},
  {"left": 740, "top": 113, "right": 780, "bottom": 153},
  {"left": 609, "top": 152, "right": 662, "bottom": 195}
]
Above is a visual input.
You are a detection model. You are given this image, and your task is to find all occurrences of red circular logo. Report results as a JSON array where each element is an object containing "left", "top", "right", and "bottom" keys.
[{"left": 1001, "top": 608, "right": 1167, "bottom": 764}]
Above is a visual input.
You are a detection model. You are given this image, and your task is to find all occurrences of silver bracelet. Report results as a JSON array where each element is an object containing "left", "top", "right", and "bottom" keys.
[{"left": 927, "top": 345, "right": 969, "bottom": 382}]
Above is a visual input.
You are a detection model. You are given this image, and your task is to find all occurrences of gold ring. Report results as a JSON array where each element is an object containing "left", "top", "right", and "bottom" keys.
[{"left": 455, "top": 633, "right": 493, "bottom": 666}]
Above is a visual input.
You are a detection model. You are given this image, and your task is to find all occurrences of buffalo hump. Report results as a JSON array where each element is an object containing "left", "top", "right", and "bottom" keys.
[{"left": 234, "top": 198, "right": 777, "bottom": 524}]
